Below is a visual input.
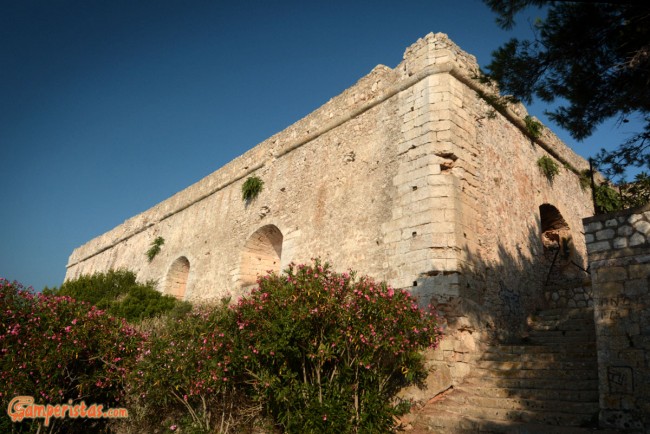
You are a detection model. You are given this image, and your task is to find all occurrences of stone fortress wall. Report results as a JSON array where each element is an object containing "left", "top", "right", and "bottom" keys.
[{"left": 66, "top": 33, "right": 594, "bottom": 331}]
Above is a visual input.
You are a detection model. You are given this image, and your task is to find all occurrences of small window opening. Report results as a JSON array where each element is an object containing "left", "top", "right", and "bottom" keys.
[{"left": 539, "top": 204, "right": 572, "bottom": 258}]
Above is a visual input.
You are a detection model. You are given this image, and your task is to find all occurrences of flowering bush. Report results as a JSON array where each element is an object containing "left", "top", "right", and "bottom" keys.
[
  {"left": 130, "top": 260, "right": 441, "bottom": 433},
  {"left": 0, "top": 279, "right": 145, "bottom": 433},
  {"left": 2, "top": 260, "right": 442, "bottom": 433},
  {"left": 235, "top": 259, "right": 442, "bottom": 433},
  {"left": 129, "top": 299, "right": 253, "bottom": 434}
]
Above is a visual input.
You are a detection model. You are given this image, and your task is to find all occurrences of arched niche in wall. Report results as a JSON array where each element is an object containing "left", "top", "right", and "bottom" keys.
[
  {"left": 165, "top": 256, "right": 190, "bottom": 300},
  {"left": 239, "top": 224, "right": 283, "bottom": 288},
  {"left": 539, "top": 204, "right": 572, "bottom": 258}
]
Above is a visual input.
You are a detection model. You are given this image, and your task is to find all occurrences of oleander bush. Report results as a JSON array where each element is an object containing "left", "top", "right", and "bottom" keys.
[
  {"left": 234, "top": 259, "right": 442, "bottom": 433},
  {"left": 127, "top": 299, "right": 255, "bottom": 434},
  {"left": 3, "top": 261, "right": 442, "bottom": 434},
  {"left": 0, "top": 279, "right": 145, "bottom": 433}
]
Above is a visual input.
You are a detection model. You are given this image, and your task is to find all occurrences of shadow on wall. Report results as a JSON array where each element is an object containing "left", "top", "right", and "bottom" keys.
[
  {"left": 406, "top": 224, "right": 601, "bottom": 431},
  {"left": 412, "top": 220, "right": 589, "bottom": 343}
]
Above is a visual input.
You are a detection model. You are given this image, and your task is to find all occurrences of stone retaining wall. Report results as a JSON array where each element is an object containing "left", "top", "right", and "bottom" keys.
[
  {"left": 544, "top": 281, "right": 593, "bottom": 309},
  {"left": 583, "top": 204, "right": 650, "bottom": 431}
]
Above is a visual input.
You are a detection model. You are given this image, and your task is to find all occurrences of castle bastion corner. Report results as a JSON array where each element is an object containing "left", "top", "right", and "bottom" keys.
[{"left": 66, "top": 32, "right": 594, "bottom": 330}]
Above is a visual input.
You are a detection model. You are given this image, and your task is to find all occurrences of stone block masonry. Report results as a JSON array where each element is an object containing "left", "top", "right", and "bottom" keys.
[
  {"left": 66, "top": 33, "right": 594, "bottom": 337},
  {"left": 584, "top": 204, "right": 650, "bottom": 431}
]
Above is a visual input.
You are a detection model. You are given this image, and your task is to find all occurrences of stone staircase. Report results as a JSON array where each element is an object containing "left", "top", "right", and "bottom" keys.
[{"left": 409, "top": 307, "right": 608, "bottom": 433}]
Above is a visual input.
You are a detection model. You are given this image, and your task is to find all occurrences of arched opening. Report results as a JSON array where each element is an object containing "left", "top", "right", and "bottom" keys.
[
  {"left": 239, "top": 225, "right": 283, "bottom": 288},
  {"left": 539, "top": 204, "right": 571, "bottom": 257},
  {"left": 165, "top": 256, "right": 190, "bottom": 300}
]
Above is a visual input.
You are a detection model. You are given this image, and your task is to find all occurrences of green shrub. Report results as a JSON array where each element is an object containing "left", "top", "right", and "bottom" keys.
[
  {"left": 0, "top": 279, "right": 145, "bottom": 434},
  {"left": 241, "top": 176, "right": 264, "bottom": 202},
  {"left": 537, "top": 155, "right": 560, "bottom": 181},
  {"left": 235, "top": 259, "right": 441, "bottom": 433},
  {"left": 131, "top": 260, "right": 442, "bottom": 433},
  {"left": 48, "top": 270, "right": 190, "bottom": 323},
  {"left": 595, "top": 183, "right": 622, "bottom": 213}
]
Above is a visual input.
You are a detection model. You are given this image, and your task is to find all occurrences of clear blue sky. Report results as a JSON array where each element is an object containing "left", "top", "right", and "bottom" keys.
[{"left": 0, "top": 0, "right": 638, "bottom": 290}]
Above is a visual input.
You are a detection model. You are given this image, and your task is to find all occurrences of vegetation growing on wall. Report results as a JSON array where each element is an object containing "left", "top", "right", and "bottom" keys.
[
  {"left": 241, "top": 175, "right": 264, "bottom": 202},
  {"left": 579, "top": 169, "right": 649, "bottom": 213},
  {"left": 537, "top": 155, "right": 560, "bottom": 181},
  {"left": 594, "top": 183, "right": 623, "bottom": 214},
  {"left": 483, "top": 1, "right": 650, "bottom": 182},
  {"left": 524, "top": 115, "right": 543, "bottom": 139},
  {"left": 146, "top": 236, "right": 165, "bottom": 262}
]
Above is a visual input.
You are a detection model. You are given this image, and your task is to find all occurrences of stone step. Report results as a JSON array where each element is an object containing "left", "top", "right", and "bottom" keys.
[
  {"left": 417, "top": 401, "right": 598, "bottom": 427},
  {"left": 409, "top": 306, "right": 601, "bottom": 433},
  {"left": 469, "top": 376, "right": 599, "bottom": 392},
  {"left": 529, "top": 322, "right": 595, "bottom": 332},
  {"left": 484, "top": 343, "right": 596, "bottom": 355},
  {"left": 410, "top": 409, "right": 609, "bottom": 434},
  {"left": 475, "top": 359, "right": 597, "bottom": 372},
  {"left": 470, "top": 366, "right": 597, "bottom": 381},
  {"left": 527, "top": 335, "right": 597, "bottom": 345},
  {"left": 437, "top": 389, "right": 599, "bottom": 414},
  {"left": 531, "top": 307, "right": 594, "bottom": 319},
  {"left": 459, "top": 382, "right": 599, "bottom": 402},
  {"left": 528, "top": 321, "right": 596, "bottom": 338},
  {"left": 481, "top": 349, "right": 596, "bottom": 363}
]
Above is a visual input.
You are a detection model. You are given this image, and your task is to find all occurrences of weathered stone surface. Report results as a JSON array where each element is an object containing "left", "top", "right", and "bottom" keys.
[
  {"left": 66, "top": 33, "right": 593, "bottom": 313},
  {"left": 586, "top": 221, "right": 603, "bottom": 233},
  {"left": 66, "top": 35, "right": 611, "bottom": 425},
  {"left": 634, "top": 219, "right": 650, "bottom": 236},
  {"left": 397, "top": 361, "right": 452, "bottom": 403},
  {"left": 597, "top": 266, "right": 627, "bottom": 282},
  {"left": 596, "top": 228, "right": 616, "bottom": 240},
  {"left": 584, "top": 204, "right": 650, "bottom": 431},
  {"left": 588, "top": 241, "right": 611, "bottom": 253},
  {"left": 630, "top": 232, "right": 646, "bottom": 247},
  {"left": 629, "top": 263, "right": 650, "bottom": 279},
  {"left": 612, "top": 237, "right": 628, "bottom": 249},
  {"left": 618, "top": 225, "right": 634, "bottom": 237}
]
